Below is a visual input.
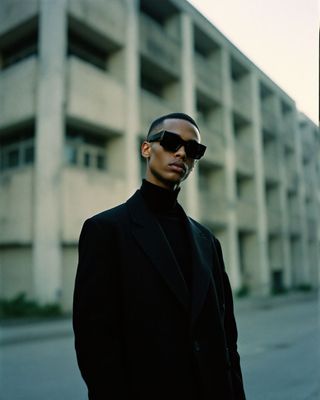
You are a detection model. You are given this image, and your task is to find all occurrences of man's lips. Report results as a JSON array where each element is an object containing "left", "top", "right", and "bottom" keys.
[{"left": 168, "top": 162, "right": 186, "bottom": 173}]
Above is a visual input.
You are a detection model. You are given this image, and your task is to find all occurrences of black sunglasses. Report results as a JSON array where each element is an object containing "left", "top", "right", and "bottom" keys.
[{"left": 147, "top": 130, "right": 206, "bottom": 160}]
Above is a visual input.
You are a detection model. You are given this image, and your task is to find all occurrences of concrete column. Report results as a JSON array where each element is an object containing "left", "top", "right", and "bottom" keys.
[
  {"left": 274, "top": 98, "right": 292, "bottom": 288},
  {"left": 317, "top": 156, "right": 320, "bottom": 287},
  {"left": 250, "top": 72, "right": 270, "bottom": 295},
  {"left": 124, "top": 0, "right": 140, "bottom": 195},
  {"left": 33, "top": 0, "right": 67, "bottom": 304},
  {"left": 179, "top": 13, "right": 199, "bottom": 219},
  {"left": 316, "top": 133, "right": 320, "bottom": 286},
  {"left": 220, "top": 48, "right": 241, "bottom": 290},
  {"left": 294, "top": 110, "right": 310, "bottom": 285}
]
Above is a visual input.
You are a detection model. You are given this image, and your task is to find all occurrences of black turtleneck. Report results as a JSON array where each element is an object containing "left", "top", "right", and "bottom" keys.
[{"left": 139, "top": 179, "right": 193, "bottom": 292}]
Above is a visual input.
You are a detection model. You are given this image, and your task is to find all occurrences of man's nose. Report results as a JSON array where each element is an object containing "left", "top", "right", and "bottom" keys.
[{"left": 174, "top": 145, "right": 187, "bottom": 159}]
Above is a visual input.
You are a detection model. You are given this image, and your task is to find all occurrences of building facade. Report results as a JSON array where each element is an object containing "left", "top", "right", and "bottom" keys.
[{"left": 0, "top": 0, "right": 319, "bottom": 311}]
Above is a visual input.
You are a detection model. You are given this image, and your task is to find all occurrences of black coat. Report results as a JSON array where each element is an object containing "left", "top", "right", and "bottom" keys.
[{"left": 73, "top": 190, "right": 246, "bottom": 400}]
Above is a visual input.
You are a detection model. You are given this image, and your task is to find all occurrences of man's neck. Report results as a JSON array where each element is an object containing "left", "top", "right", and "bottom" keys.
[
  {"left": 144, "top": 178, "right": 180, "bottom": 192},
  {"left": 140, "top": 179, "right": 180, "bottom": 213}
]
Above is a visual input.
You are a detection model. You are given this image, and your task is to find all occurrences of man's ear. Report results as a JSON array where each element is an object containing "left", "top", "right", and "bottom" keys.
[{"left": 141, "top": 141, "right": 151, "bottom": 159}]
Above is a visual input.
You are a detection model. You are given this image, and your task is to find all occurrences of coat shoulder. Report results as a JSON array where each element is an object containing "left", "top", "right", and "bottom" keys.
[
  {"left": 85, "top": 202, "right": 128, "bottom": 230},
  {"left": 81, "top": 191, "right": 142, "bottom": 232},
  {"left": 187, "top": 217, "right": 223, "bottom": 259},
  {"left": 188, "top": 217, "right": 217, "bottom": 241}
]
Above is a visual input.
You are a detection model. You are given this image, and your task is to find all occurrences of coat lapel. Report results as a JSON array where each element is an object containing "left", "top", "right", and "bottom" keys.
[
  {"left": 184, "top": 216, "right": 213, "bottom": 328},
  {"left": 126, "top": 191, "right": 189, "bottom": 311}
]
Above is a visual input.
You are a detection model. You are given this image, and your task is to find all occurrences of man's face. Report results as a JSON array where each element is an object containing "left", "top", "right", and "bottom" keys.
[{"left": 141, "top": 118, "right": 201, "bottom": 190}]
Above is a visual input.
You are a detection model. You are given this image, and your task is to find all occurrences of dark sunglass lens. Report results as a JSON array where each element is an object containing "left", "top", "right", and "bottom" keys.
[
  {"left": 161, "top": 133, "right": 182, "bottom": 152},
  {"left": 196, "top": 144, "right": 206, "bottom": 159},
  {"left": 159, "top": 131, "right": 206, "bottom": 159},
  {"left": 185, "top": 142, "right": 205, "bottom": 159}
]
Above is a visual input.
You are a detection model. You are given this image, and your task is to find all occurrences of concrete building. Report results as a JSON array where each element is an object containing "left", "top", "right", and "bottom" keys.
[{"left": 0, "top": 0, "right": 319, "bottom": 311}]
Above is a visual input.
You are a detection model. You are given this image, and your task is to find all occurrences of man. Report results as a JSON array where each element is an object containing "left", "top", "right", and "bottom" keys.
[{"left": 73, "top": 112, "right": 246, "bottom": 399}]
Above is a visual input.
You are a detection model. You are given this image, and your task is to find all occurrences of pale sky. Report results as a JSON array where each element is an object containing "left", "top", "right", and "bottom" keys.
[{"left": 188, "top": 0, "right": 318, "bottom": 123}]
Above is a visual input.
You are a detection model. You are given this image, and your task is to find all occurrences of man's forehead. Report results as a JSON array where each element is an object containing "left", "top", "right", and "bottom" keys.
[{"left": 161, "top": 118, "right": 200, "bottom": 138}]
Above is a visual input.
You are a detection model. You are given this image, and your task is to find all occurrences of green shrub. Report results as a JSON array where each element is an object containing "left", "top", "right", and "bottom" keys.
[
  {"left": 271, "top": 286, "right": 288, "bottom": 296},
  {"left": 0, "top": 292, "right": 62, "bottom": 319},
  {"left": 236, "top": 284, "right": 250, "bottom": 298},
  {"left": 296, "top": 283, "right": 312, "bottom": 292}
]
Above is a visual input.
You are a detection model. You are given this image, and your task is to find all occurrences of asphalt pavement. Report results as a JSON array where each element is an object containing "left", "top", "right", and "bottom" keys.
[
  {"left": 0, "top": 289, "right": 319, "bottom": 400},
  {"left": 0, "top": 289, "right": 317, "bottom": 345}
]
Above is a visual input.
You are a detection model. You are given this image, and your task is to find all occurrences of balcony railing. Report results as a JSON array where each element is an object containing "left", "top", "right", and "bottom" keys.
[
  {"left": 139, "top": 13, "right": 181, "bottom": 76},
  {"left": 140, "top": 90, "right": 173, "bottom": 132},
  {"left": 235, "top": 143, "right": 255, "bottom": 175},
  {"left": 282, "top": 118, "right": 296, "bottom": 133},
  {"left": 304, "top": 178, "right": 315, "bottom": 200},
  {"left": 302, "top": 141, "right": 313, "bottom": 162},
  {"left": 281, "top": 130, "right": 295, "bottom": 151},
  {"left": 0, "top": 1, "right": 38, "bottom": 37},
  {"left": 307, "top": 219, "right": 317, "bottom": 240},
  {"left": 68, "top": 0, "right": 126, "bottom": 46},
  {"left": 261, "top": 106, "right": 278, "bottom": 134},
  {"left": 0, "top": 56, "right": 37, "bottom": 129},
  {"left": 200, "top": 126, "right": 225, "bottom": 165},
  {"left": 66, "top": 56, "right": 125, "bottom": 132},
  {"left": 232, "top": 86, "right": 252, "bottom": 119},
  {"left": 286, "top": 171, "right": 298, "bottom": 193},
  {"left": 194, "top": 54, "right": 222, "bottom": 99},
  {"left": 199, "top": 192, "right": 227, "bottom": 225},
  {"left": 266, "top": 208, "right": 282, "bottom": 233},
  {"left": 264, "top": 154, "right": 280, "bottom": 182},
  {"left": 236, "top": 200, "right": 257, "bottom": 230},
  {"left": 288, "top": 212, "right": 300, "bottom": 235}
]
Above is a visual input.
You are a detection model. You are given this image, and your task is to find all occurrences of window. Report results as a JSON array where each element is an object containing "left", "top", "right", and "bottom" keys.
[
  {"left": 198, "top": 167, "right": 211, "bottom": 191},
  {"left": 65, "top": 144, "right": 77, "bottom": 165},
  {"left": 8, "top": 149, "right": 19, "bottom": 168},
  {"left": 24, "top": 145, "right": 34, "bottom": 164},
  {"left": 84, "top": 152, "right": 91, "bottom": 168},
  {"left": 140, "top": 0, "right": 178, "bottom": 26},
  {"left": 1, "top": 30, "right": 38, "bottom": 70},
  {"left": 68, "top": 29, "right": 108, "bottom": 71},
  {"left": 65, "top": 128, "right": 107, "bottom": 171},
  {"left": 97, "top": 154, "right": 106, "bottom": 170},
  {"left": 272, "top": 270, "right": 284, "bottom": 294},
  {"left": 0, "top": 136, "right": 35, "bottom": 171},
  {"left": 140, "top": 71, "right": 165, "bottom": 97}
]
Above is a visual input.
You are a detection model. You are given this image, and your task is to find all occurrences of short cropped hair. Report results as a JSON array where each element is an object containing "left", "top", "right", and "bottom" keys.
[{"left": 147, "top": 112, "right": 199, "bottom": 139}]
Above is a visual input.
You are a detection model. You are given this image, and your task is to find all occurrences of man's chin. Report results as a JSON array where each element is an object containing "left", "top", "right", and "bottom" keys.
[
  {"left": 149, "top": 168, "right": 186, "bottom": 188},
  {"left": 165, "top": 175, "right": 184, "bottom": 185},
  {"left": 166, "top": 170, "right": 188, "bottom": 181}
]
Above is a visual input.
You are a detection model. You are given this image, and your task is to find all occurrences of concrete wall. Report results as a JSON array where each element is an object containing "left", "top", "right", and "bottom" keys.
[
  {"left": 61, "top": 246, "right": 78, "bottom": 311},
  {"left": 66, "top": 57, "right": 126, "bottom": 132},
  {"left": 68, "top": 0, "right": 126, "bottom": 46},
  {"left": 62, "top": 167, "right": 127, "bottom": 242},
  {"left": 0, "top": 247, "right": 33, "bottom": 298},
  {"left": 0, "top": 56, "right": 37, "bottom": 129},
  {"left": 0, "top": 0, "right": 38, "bottom": 37},
  {"left": 140, "top": 90, "right": 173, "bottom": 133},
  {"left": 0, "top": 168, "right": 33, "bottom": 243}
]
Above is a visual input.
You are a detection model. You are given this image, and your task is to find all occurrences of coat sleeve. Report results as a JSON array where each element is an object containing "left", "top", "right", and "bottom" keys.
[
  {"left": 213, "top": 237, "right": 246, "bottom": 400},
  {"left": 72, "top": 217, "right": 128, "bottom": 399}
]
